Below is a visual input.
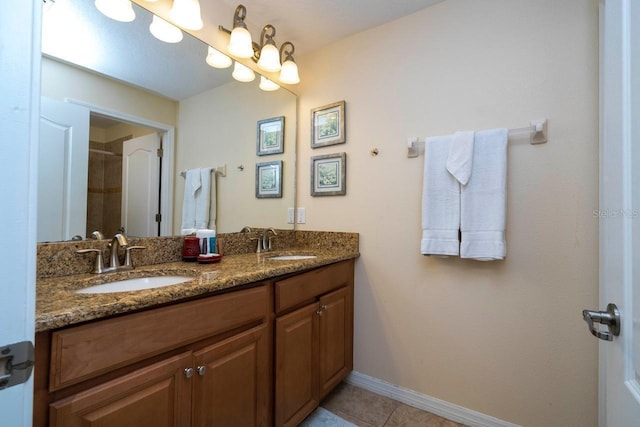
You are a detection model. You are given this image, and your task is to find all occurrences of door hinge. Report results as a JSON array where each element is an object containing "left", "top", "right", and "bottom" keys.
[
  {"left": 155, "top": 213, "right": 162, "bottom": 223},
  {"left": 157, "top": 148, "right": 163, "bottom": 157},
  {"left": 0, "top": 341, "right": 34, "bottom": 390}
]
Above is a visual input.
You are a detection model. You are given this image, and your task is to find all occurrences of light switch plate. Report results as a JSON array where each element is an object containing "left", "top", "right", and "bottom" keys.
[
  {"left": 297, "top": 207, "right": 306, "bottom": 224},
  {"left": 287, "top": 208, "right": 294, "bottom": 224}
]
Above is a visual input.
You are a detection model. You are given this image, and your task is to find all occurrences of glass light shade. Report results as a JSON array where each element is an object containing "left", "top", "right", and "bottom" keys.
[
  {"left": 259, "top": 76, "right": 280, "bottom": 91},
  {"left": 228, "top": 27, "right": 254, "bottom": 58},
  {"left": 206, "top": 46, "right": 232, "bottom": 68},
  {"left": 169, "top": 0, "right": 203, "bottom": 30},
  {"left": 279, "top": 59, "right": 300, "bottom": 84},
  {"left": 232, "top": 62, "right": 255, "bottom": 82},
  {"left": 95, "top": 0, "right": 135, "bottom": 22},
  {"left": 257, "top": 43, "right": 281, "bottom": 72},
  {"left": 149, "top": 15, "right": 183, "bottom": 43}
]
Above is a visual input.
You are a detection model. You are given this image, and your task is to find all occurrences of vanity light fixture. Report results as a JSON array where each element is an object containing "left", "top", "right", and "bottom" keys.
[
  {"left": 169, "top": 0, "right": 203, "bottom": 31},
  {"left": 95, "top": 0, "right": 135, "bottom": 23},
  {"left": 279, "top": 42, "right": 300, "bottom": 85},
  {"left": 149, "top": 15, "right": 183, "bottom": 43},
  {"left": 232, "top": 61, "right": 255, "bottom": 82},
  {"left": 220, "top": 4, "right": 301, "bottom": 85},
  {"left": 256, "top": 25, "right": 281, "bottom": 72},
  {"left": 227, "top": 5, "right": 254, "bottom": 58},
  {"left": 206, "top": 46, "right": 232, "bottom": 69},
  {"left": 259, "top": 76, "right": 280, "bottom": 91}
]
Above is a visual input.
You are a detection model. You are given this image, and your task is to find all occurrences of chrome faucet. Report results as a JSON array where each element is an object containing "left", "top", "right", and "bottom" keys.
[
  {"left": 76, "top": 233, "right": 145, "bottom": 274},
  {"left": 262, "top": 228, "right": 277, "bottom": 252},
  {"left": 109, "top": 233, "right": 129, "bottom": 269}
]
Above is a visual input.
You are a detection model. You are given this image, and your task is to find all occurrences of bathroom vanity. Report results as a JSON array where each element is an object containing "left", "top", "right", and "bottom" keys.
[{"left": 33, "top": 231, "right": 358, "bottom": 427}]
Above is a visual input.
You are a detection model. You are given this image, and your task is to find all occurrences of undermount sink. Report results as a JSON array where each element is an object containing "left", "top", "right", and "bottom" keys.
[
  {"left": 267, "top": 255, "right": 317, "bottom": 261},
  {"left": 76, "top": 276, "right": 194, "bottom": 294}
]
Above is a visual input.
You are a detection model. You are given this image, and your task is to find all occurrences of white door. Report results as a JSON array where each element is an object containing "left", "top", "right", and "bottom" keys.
[
  {"left": 38, "top": 97, "right": 89, "bottom": 241},
  {"left": 121, "top": 133, "right": 160, "bottom": 237},
  {"left": 596, "top": 0, "right": 640, "bottom": 425},
  {"left": 0, "top": 0, "right": 39, "bottom": 425}
]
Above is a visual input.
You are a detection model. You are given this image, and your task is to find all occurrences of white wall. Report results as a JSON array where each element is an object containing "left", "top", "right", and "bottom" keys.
[
  {"left": 41, "top": 57, "right": 177, "bottom": 126},
  {"left": 297, "top": 0, "right": 599, "bottom": 425}
]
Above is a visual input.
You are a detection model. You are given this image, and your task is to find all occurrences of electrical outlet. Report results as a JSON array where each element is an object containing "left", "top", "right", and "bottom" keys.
[
  {"left": 287, "top": 207, "right": 294, "bottom": 224},
  {"left": 297, "top": 207, "right": 306, "bottom": 224}
]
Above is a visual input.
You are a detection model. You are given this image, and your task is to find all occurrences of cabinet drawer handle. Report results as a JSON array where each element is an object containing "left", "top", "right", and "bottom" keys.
[
  {"left": 197, "top": 365, "right": 206, "bottom": 376},
  {"left": 184, "top": 367, "right": 194, "bottom": 378}
]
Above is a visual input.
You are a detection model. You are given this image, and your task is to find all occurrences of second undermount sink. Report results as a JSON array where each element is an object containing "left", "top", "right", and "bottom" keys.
[
  {"left": 267, "top": 255, "right": 317, "bottom": 261},
  {"left": 76, "top": 276, "right": 194, "bottom": 294}
]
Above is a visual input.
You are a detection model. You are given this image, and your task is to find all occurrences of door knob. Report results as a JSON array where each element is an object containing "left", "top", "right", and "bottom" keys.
[{"left": 582, "top": 303, "right": 620, "bottom": 341}]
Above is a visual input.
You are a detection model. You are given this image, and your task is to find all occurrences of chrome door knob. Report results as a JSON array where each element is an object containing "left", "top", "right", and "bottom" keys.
[
  {"left": 184, "top": 367, "right": 194, "bottom": 378},
  {"left": 582, "top": 303, "right": 621, "bottom": 341},
  {"left": 197, "top": 365, "right": 206, "bottom": 376}
]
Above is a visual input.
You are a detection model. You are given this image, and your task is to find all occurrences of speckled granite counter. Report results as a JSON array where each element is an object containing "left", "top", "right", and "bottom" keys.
[{"left": 36, "top": 231, "right": 359, "bottom": 332}]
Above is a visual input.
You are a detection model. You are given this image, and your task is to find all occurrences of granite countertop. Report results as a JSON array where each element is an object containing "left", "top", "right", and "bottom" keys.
[{"left": 36, "top": 247, "right": 359, "bottom": 332}]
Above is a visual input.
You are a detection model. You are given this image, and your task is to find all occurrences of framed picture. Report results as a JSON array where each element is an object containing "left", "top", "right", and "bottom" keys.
[
  {"left": 256, "top": 116, "right": 285, "bottom": 156},
  {"left": 311, "top": 153, "right": 346, "bottom": 196},
  {"left": 311, "top": 101, "right": 346, "bottom": 148},
  {"left": 255, "top": 160, "right": 283, "bottom": 198}
]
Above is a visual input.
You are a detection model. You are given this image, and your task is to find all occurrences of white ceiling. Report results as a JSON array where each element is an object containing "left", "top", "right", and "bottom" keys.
[
  {"left": 223, "top": 0, "right": 445, "bottom": 55},
  {"left": 42, "top": 0, "right": 444, "bottom": 101}
]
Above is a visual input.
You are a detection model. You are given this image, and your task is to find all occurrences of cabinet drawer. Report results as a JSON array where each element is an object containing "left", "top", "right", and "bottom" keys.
[
  {"left": 275, "top": 260, "right": 353, "bottom": 314},
  {"left": 50, "top": 285, "right": 268, "bottom": 391}
]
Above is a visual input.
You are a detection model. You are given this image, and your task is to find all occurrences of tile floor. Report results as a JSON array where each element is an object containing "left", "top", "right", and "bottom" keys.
[{"left": 317, "top": 383, "right": 467, "bottom": 427}]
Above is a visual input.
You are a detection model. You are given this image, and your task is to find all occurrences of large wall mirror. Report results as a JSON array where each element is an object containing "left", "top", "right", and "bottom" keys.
[{"left": 39, "top": 0, "right": 297, "bottom": 242}]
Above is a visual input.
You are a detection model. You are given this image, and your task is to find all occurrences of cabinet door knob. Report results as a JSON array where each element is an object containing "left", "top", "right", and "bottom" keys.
[
  {"left": 321, "top": 305, "right": 328, "bottom": 311},
  {"left": 316, "top": 310, "right": 323, "bottom": 316},
  {"left": 197, "top": 365, "right": 206, "bottom": 376},
  {"left": 184, "top": 367, "right": 194, "bottom": 378}
]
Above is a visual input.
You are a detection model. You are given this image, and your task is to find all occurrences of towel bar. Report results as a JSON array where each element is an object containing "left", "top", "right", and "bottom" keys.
[
  {"left": 180, "top": 165, "right": 227, "bottom": 177},
  {"left": 407, "top": 118, "right": 548, "bottom": 158}
]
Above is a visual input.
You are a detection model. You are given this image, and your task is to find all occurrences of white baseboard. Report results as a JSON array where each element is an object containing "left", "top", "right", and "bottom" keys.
[{"left": 344, "top": 371, "right": 521, "bottom": 427}]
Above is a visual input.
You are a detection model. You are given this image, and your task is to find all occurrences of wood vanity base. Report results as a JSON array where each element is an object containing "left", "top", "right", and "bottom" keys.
[{"left": 34, "top": 259, "right": 354, "bottom": 427}]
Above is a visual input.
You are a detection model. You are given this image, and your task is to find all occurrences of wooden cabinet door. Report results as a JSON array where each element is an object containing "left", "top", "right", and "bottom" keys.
[
  {"left": 275, "top": 303, "right": 320, "bottom": 427},
  {"left": 192, "top": 324, "right": 269, "bottom": 427},
  {"left": 318, "top": 287, "right": 353, "bottom": 399},
  {"left": 49, "top": 352, "right": 192, "bottom": 427}
]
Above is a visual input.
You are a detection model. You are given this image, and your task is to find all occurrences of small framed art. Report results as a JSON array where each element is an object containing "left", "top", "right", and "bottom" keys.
[
  {"left": 311, "top": 100, "right": 345, "bottom": 148},
  {"left": 255, "top": 160, "right": 283, "bottom": 198},
  {"left": 311, "top": 152, "right": 346, "bottom": 196},
  {"left": 256, "top": 116, "right": 285, "bottom": 156}
]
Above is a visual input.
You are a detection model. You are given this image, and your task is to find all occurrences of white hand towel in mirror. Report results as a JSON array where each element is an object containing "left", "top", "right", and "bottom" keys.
[
  {"left": 194, "top": 168, "right": 212, "bottom": 230},
  {"left": 447, "top": 131, "right": 475, "bottom": 185},
  {"left": 421, "top": 135, "right": 461, "bottom": 256},
  {"left": 181, "top": 168, "right": 201, "bottom": 234},
  {"left": 460, "top": 128, "right": 508, "bottom": 260}
]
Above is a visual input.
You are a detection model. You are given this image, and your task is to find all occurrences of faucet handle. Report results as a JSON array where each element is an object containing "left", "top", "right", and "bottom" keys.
[
  {"left": 251, "top": 237, "right": 263, "bottom": 253},
  {"left": 267, "top": 236, "right": 276, "bottom": 251},
  {"left": 124, "top": 246, "right": 146, "bottom": 268},
  {"left": 76, "top": 249, "right": 105, "bottom": 274}
]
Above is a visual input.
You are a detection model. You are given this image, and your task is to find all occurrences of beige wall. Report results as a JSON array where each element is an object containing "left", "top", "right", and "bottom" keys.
[
  {"left": 296, "top": 0, "right": 599, "bottom": 426},
  {"left": 175, "top": 80, "right": 297, "bottom": 233},
  {"left": 41, "top": 57, "right": 177, "bottom": 126}
]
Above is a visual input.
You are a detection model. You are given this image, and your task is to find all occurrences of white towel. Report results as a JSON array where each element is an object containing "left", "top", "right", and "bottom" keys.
[
  {"left": 460, "top": 128, "right": 508, "bottom": 260},
  {"left": 447, "top": 131, "right": 475, "bottom": 185},
  {"left": 181, "top": 168, "right": 215, "bottom": 235},
  {"left": 421, "top": 135, "right": 461, "bottom": 256}
]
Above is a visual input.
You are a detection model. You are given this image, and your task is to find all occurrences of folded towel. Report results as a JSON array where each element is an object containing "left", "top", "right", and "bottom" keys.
[
  {"left": 460, "top": 128, "right": 508, "bottom": 260},
  {"left": 447, "top": 131, "right": 475, "bottom": 185},
  {"left": 421, "top": 135, "right": 461, "bottom": 256},
  {"left": 181, "top": 168, "right": 215, "bottom": 235},
  {"left": 181, "top": 168, "right": 201, "bottom": 235},
  {"left": 194, "top": 168, "right": 211, "bottom": 230}
]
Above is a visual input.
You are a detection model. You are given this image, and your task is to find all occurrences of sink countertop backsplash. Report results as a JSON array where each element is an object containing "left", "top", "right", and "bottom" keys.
[{"left": 36, "top": 230, "right": 359, "bottom": 332}]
